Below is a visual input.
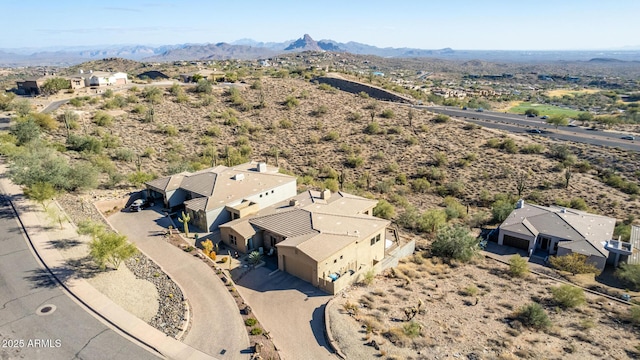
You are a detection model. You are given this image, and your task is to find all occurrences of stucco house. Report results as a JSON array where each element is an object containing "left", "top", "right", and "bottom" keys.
[
  {"left": 497, "top": 200, "right": 631, "bottom": 271},
  {"left": 220, "top": 189, "right": 396, "bottom": 294},
  {"left": 84, "top": 71, "right": 128, "bottom": 87},
  {"left": 144, "top": 162, "right": 296, "bottom": 232}
]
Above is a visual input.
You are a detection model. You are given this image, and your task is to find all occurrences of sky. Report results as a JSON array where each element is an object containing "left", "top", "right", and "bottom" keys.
[{"left": 3, "top": 0, "right": 639, "bottom": 51}]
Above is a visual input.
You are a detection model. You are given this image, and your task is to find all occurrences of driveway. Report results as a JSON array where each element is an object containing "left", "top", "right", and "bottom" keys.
[
  {"left": 234, "top": 267, "right": 335, "bottom": 360},
  {"left": 108, "top": 208, "right": 250, "bottom": 359}
]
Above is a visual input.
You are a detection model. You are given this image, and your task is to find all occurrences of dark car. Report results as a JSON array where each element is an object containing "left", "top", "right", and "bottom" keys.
[
  {"left": 526, "top": 113, "right": 536, "bottom": 118},
  {"left": 476, "top": 108, "right": 484, "bottom": 112},
  {"left": 527, "top": 129, "right": 542, "bottom": 134},
  {"left": 541, "top": 115, "right": 549, "bottom": 120},
  {"left": 621, "top": 135, "right": 635, "bottom": 140},
  {"left": 129, "top": 199, "right": 147, "bottom": 212}
]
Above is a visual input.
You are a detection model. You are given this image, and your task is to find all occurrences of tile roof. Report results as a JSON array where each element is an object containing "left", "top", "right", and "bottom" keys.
[{"left": 501, "top": 202, "right": 615, "bottom": 257}]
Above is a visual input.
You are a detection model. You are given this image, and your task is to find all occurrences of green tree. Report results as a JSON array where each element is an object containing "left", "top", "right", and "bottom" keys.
[
  {"left": 524, "top": 108, "right": 540, "bottom": 116},
  {"left": 551, "top": 285, "right": 586, "bottom": 308},
  {"left": 128, "top": 171, "right": 154, "bottom": 187},
  {"left": 546, "top": 115, "right": 569, "bottom": 129},
  {"left": 431, "top": 225, "right": 479, "bottom": 262},
  {"left": 509, "top": 254, "right": 529, "bottom": 278},
  {"left": 576, "top": 112, "right": 593, "bottom": 124},
  {"left": 548, "top": 253, "right": 600, "bottom": 274},
  {"left": 89, "top": 231, "right": 137, "bottom": 270},
  {"left": 78, "top": 220, "right": 106, "bottom": 241},
  {"left": 178, "top": 211, "right": 191, "bottom": 237},
  {"left": 373, "top": 199, "right": 395, "bottom": 219},
  {"left": 40, "top": 77, "right": 71, "bottom": 96},
  {"left": 491, "top": 199, "right": 515, "bottom": 222},
  {"left": 13, "top": 99, "right": 32, "bottom": 116},
  {"left": 24, "top": 182, "right": 56, "bottom": 209}
]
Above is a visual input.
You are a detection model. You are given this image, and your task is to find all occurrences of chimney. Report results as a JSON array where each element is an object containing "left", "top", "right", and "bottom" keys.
[
  {"left": 321, "top": 189, "right": 331, "bottom": 200},
  {"left": 257, "top": 162, "right": 267, "bottom": 173},
  {"left": 516, "top": 199, "right": 524, "bottom": 209},
  {"left": 233, "top": 173, "right": 245, "bottom": 181}
]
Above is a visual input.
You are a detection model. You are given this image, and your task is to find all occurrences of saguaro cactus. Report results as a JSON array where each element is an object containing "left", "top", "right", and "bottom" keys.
[{"left": 178, "top": 211, "right": 191, "bottom": 237}]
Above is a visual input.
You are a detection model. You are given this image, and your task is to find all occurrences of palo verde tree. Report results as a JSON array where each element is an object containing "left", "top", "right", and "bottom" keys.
[
  {"left": 546, "top": 114, "right": 569, "bottom": 129},
  {"left": 431, "top": 225, "right": 479, "bottom": 262},
  {"left": 524, "top": 108, "right": 540, "bottom": 116},
  {"left": 89, "top": 231, "right": 137, "bottom": 270},
  {"left": 40, "top": 77, "right": 71, "bottom": 96},
  {"left": 24, "top": 182, "right": 56, "bottom": 209}
]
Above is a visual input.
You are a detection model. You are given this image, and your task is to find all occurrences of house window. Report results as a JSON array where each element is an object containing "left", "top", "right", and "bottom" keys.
[
  {"left": 229, "top": 234, "right": 237, "bottom": 245},
  {"left": 232, "top": 212, "right": 239, "bottom": 220},
  {"left": 270, "top": 235, "right": 277, "bottom": 247},
  {"left": 371, "top": 237, "right": 376, "bottom": 246}
]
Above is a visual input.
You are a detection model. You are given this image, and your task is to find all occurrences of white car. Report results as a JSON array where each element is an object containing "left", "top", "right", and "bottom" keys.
[{"left": 129, "top": 199, "right": 146, "bottom": 212}]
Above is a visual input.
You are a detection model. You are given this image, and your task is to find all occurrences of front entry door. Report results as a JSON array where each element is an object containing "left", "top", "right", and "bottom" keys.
[{"left": 540, "top": 237, "right": 550, "bottom": 250}]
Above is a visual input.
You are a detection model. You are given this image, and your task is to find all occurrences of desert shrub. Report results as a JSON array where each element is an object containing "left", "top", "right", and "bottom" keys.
[
  {"left": 411, "top": 178, "right": 430, "bottom": 193},
  {"left": 551, "top": 285, "right": 586, "bottom": 308},
  {"left": 205, "top": 126, "right": 221, "bottom": 137},
  {"left": 515, "top": 303, "right": 551, "bottom": 330},
  {"left": 417, "top": 209, "right": 447, "bottom": 234},
  {"left": 433, "top": 114, "right": 449, "bottom": 123},
  {"left": 491, "top": 199, "right": 515, "bottom": 222},
  {"left": 486, "top": 138, "right": 501, "bottom": 148},
  {"left": 395, "top": 173, "right": 407, "bottom": 185},
  {"left": 397, "top": 206, "right": 419, "bottom": 230},
  {"left": 555, "top": 197, "right": 589, "bottom": 211},
  {"left": 508, "top": 254, "right": 529, "bottom": 278},
  {"left": 312, "top": 105, "right": 329, "bottom": 117},
  {"left": 93, "top": 111, "right": 114, "bottom": 127},
  {"left": 283, "top": 95, "right": 299, "bottom": 109},
  {"left": 403, "top": 321, "right": 422, "bottom": 337},
  {"left": 615, "top": 263, "right": 640, "bottom": 291},
  {"left": 69, "top": 97, "right": 83, "bottom": 107},
  {"left": 381, "top": 109, "right": 395, "bottom": 119},
  {"left": 10, "top": 118, "right": 41, "bottom": 145},
  {"left": 548, "top": 253, "right": 600, "bottom": 274},
  {"left": 373, "top": 200, "right": 395, "bottom": 220},
  {"left": 279, "top": 118, "right": 293, "bottom": 129},
  {"left": 521, "top": 144, "right": 545, "bottom": 154},
  {"left": 245, "top": 318, "right": 257, "bottom": 326},
  {"left": 461, "top": 285, "right": 478, "bottom": 296},
  {"left": 364, "top": 122, "right": 383, "bottom": 135},
  {"left": 362, "top": 269, "right": 375, "bottom": 285},
  {"left": 318, "top": 83, "right": 336, "bottom": 92},
  {"left": 67, "top": 134, "right": 103, "bottom": 154},
  {"left": 323, "top": 178, "right": 339, "bottom": 192},
  {"left": 628, "top": 306, "right": 640, "bottom": 325},
  {"left": 114, "top": 148, "right": 135, "bottom": 162},
  {"left": 501, "top": 138, "right": 518, "bottom": 153},
  {"left": 431, "top": 225, "right": 479, "bottom": 262},
  {"left": 433, "top": 152, "right": 448, "bottom": 167},
  {"left": 444, "top": 181, "right": 465, "bottom": 197},
  {"left": 324, "top": 130, "right": 339, "bottom": 141},
  {"left": 250, "top": 327, "right": 263, "bottom": 336},
  {"left": 345, "top": 155, "right": 364, "bottom": 168},
  {"left": 358, "top": 91, "right": 369, "bottom": 98},
  {"left": 131, "top": 104, "right": 147, "bottom": 114},
  {"left": 29, "top": 113, "right": 58, "bottom": 131},
  {"left": 443, "top": 196, "right": 466, "bottom": 220}
]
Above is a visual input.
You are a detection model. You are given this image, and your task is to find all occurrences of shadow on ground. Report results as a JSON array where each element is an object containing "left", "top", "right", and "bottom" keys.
[{"left": 24, "top": 255, "right": 103, "bottom": 289}]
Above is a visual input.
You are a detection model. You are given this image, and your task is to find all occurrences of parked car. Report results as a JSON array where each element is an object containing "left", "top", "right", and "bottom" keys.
[
  {"left": 129, "top": 199, "right": 147, "bottom": 212},
  {"left": 541, "top": 115, "right": 549, "bottom": 119},
  {"left": 527, "top": 129, "right": 542, "bottom": 134},
  {"left": 476, "top": 108, "right": 484, "bottom": 112},
  {"left": 462, "top": 107, "right": 468, "bottom": 110},
  {"left": 568, "top": 123, "right": 578, "bottom": 127},
  {"left": 621, "top": 135, "right": 635, "bottom": 140},
  {"left": 526, "top": 113, "right": 536, "bottom": 118}
]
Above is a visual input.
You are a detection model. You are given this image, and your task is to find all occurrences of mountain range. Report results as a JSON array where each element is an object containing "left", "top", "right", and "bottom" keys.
[{"left": 1, "top": 34, "right": 640, "bottom": 66}]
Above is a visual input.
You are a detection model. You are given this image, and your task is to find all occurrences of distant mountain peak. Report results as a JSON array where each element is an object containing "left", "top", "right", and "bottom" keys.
[{"left": 285, "top": 34, "right": 322, "bottom": 52}]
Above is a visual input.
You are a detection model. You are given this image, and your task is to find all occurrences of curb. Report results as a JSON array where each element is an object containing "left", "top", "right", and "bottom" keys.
[
  {"left": 323, "top": 297, "right": 347, "bottom": 360},
  {"left": 94, "top": 202, "right": 193, "bottom": 341}
]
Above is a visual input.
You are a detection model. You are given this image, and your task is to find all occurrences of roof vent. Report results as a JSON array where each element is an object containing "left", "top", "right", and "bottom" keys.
[
  {"left": 257, "top": 162, "right": 267, "bottom": 173},
  {"left": 561, "top": 208, "right": 567, "bottom": 213},
  {"left": 234, "top": 173, "right": 245, "bottom": 181}
]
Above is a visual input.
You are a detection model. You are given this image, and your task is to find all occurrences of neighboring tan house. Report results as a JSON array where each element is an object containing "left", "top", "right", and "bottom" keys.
[
  {"left": 497, "top": 200, "right": 629, "bottom": 271},
  {"left": 179, "top": 69, "right": 225, "bottom": 83},
  {"left": 220, "top": 189, "right": 396, "bottom": 294},
  {"left": 145, "top": 162, "right": 297, "bottom": 232}
]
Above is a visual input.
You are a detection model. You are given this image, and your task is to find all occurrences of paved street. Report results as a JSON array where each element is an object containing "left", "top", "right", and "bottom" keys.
[
  {"left": 108, "top": 209, "right": 250, "bottom": 360},
  {"left": 0, "top": 195, "right": 160, "bottom": 360},
  {"left": 235, "top": 267, "right": 334, "bottom": 360},
  {"left": 426, "top": 106, "right": 640, "bottom": 152}
]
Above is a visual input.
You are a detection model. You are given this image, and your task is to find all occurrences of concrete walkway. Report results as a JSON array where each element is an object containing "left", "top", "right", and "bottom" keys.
[
  {"left": 109, "top": 210, "right": 250, "bottom": 360},
  {"left": 0, "top": 164, "right": 219, "bottom": 360}
]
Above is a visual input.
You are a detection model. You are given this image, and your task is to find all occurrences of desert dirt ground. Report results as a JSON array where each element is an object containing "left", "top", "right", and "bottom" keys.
[
  {"left": 41, "top": 76, "right": 640, "bottom": 226},
  {"left": 329, "top": 254, "right": 640, "bottom": 360}
]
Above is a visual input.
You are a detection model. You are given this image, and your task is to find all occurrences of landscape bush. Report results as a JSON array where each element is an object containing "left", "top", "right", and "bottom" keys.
[
  {"left": 381, "top": 109, "right": 395, "bottom": 119},
  {"left": 515, "top": 303, "right": 551, "bottom": 330},
  {"left": 10, "top": 118, "right": 41, "bottom": 145},
  {"left": 417, "top": 209, "right": 447, "bottom": 234},
  {"left": 548, "top": 253, "right": 600, "bottom": 274},
  {"left": 245, "top": 318, "right": 257, "bottom": 326},
  {"left": 491, "top": 198, "right": 515, "bottom": 222},
  {"left": 364, "top": 122, "right": 383, "bottom": 135},
  {"left": 250, "top": 327, "right": 263, "bottom": 336},
  {"left": 93, "top": 111, "right": 114, "bottom": 127},
  {"left": 433, "top": 114, "right": 450, "bottom": 123},
  {"left": 551, "top": 285, "right": 586, "bottom": 308},
  {"left": 508, "top": 254, "right": 529, "bottom": 277},
  {"left": 411, "top": 178, "right": 430, "bottom": 193},
  {"left": 615, "top": 263, "right": 640, "bottom": 291}
]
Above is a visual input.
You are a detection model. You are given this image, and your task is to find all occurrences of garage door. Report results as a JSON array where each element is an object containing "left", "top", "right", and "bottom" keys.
[
  {"left": 503, "top": 235, "right": 530, "bottom": 250},
  {"left": 282, "top": 255, "right": 313, "bottom": 283}
]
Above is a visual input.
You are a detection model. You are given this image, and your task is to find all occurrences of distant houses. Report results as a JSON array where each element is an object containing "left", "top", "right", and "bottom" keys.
[{"left": 15, "top": 70, "right": 128, "bottom": 96}]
